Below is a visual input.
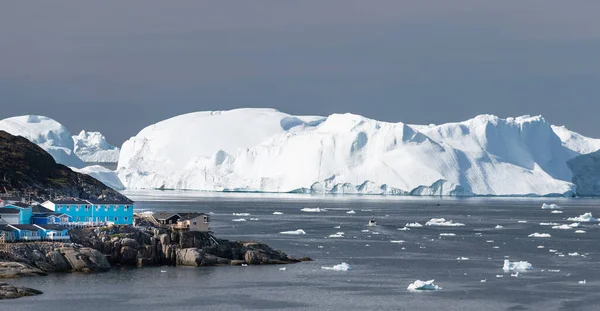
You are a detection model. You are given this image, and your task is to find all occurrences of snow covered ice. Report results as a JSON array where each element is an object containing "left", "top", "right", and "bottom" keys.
[
  {"left": 439, "top": 233, "right": 456, "bottom": 236},
  {"left": 346, "top": 210, "right": 356, "bottom": 214},
  {"left": 321, "top": 262, "right": 352, "bottom": 271},
  {"left": 280, "top": 229, "right": 306, "bottom": 235},
  {"left": 567, "top": 212, "right": 599, "bottom": 222},
  {"left": 528, "top": 233, "right": 552, "bottom": 238},
  {"left": 407, "top": 280, "right": 441, "bottom": 291},
  {"left": 503, "top": 260, "right": 534, "bottom": 272},
  {"left": 426, "top": 218, "right": 465, "bottom": 227},
  {"left": 232, "top": 218, "right": 246, "bottom": 222},
  {"left": 70, "top": 165, "right": 125, "bottom": 190},
  {"left": 301, "top": 207, "right": 325, "bottom": 213},
  {"left": 405, "top": 222, "right": 423, "bottom": 228},
  {"left": 72, "top": 130, "right": 120, "bottom": 163},
  {"left": 541, "top": 203, "right": 561, "bottom": 210},
  {"left": 328, "top": 232, "right": 345, "bottom": 238}
]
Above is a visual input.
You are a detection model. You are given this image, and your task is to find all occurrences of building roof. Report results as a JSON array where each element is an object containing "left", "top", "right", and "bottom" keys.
[
  {"left": 85, "top": 199, "right": 134, "bottom": 205},
  {"left": 10, "top": 202, "right": 32, "bottom": 208},
  {"left": 178, "top": 212, "right": 206, "bottom": 221},
  {"left": 35, "top": 224, "right": 67, "bottom": 231},
  {"left": 47, "top": 199, "right": 89, "bottom": 205},
  {"left": 10, "top": 224, "right": 42, "bottom": 231},
  {"left": 31, "top": 204, "right": 54, "bottom": 214},
  {"left": 0, "top": 208, "right": 21, "bottom": 214},
  {"left": 0, "top": 224, "right": 15, "bottom": 232},
  {"left": 152, "top": 212, "right": 179, "bottom": 221}
]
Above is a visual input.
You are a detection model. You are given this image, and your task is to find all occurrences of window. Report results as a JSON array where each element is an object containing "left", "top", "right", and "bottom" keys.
[
  {"left": 76, "top": 216, "right": 80, "bottom": 221},
  {"left": 66, "top": 205, "right": 70, "bottom": 211},
  {"left": 57, "top": 206, "right": 61, "bottom": 211},
  {"left": 124, "top": 206, "right": 129, "bottom": 211},
  {"left": 105, "top": 216, "right": 109, "bottom": 221},
  {"left": 104, "top": 206, "right": 109, "bottom": 212},
  {"left": 95, "top": 206, "right": 100, "bottom": 211},
  {"left": 85, "top": 205, "right": 90, "bottom": 211},
  {"left": 192, "top": 222, "right": 197, "bottom": 225},
  {"left": 114, "top": 217, "right": 118, "bottom": 222},
  {"left": 204, "top": 216, "right": 209, "bottom": 223},
  {"left": 76, "top": 205, "right": 80, "bottom": 211},
  {"left": 124, "top": 216, "right": 128, "bottom": 222},
  {"left": 113, "top": 205, "right": 118, "bottom": 212}
]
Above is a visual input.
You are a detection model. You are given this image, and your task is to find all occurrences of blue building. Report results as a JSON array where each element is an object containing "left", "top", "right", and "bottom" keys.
[
  {"left": 31, "top": 204, "right": 72, "bottom": 225},
  {"left": 0, "top": 224, "right": 17, "bottom": 242},
  {"left": 0, "top": 202, "right": 33, "bottom": 224},
  {"left": 41, "top": 199, "right": 134, "bottom": 225},
  {"left": 8, "top": 224, "right": 42, "bottom": 241},
  {"left": 34, "top": 224, "right": 71, "bottom": 241}
]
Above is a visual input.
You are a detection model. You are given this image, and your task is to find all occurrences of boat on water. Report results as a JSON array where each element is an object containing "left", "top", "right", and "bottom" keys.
[{"left": 368, "top": 217, "right": 377, "bottom": 227}]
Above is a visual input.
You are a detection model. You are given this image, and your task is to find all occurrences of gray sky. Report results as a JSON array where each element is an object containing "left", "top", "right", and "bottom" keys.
[{"left": 1, "top": 1, "right": 600, "bottom": 145}]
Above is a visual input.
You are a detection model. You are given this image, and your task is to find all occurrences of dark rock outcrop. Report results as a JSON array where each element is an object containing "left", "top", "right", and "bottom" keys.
[
  {"left": 0, "top": 130, "right": 129, "bottom": 202},
  {"left": 0, "top": 283, "right": 42, "bottom": 299}
]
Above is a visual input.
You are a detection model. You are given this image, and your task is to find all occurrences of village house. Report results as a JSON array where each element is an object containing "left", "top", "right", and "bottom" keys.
[
  {"left": 151, "top": 212, "right": 210, "bottom": 232},
  {"left": 41, "top": 199, "right": 134, "bottom": 225},
  {"left": 34, "top": 224, "right": 71, "bottom": 241},
  {"left": 8, "top": 224, "right": 42, "bottom": 241},
  {"left": 0, "top": 202, "right": 33, "bottom": 224},
  {"left": 0, "top": 224, "right": 16, "bottom": 242}
]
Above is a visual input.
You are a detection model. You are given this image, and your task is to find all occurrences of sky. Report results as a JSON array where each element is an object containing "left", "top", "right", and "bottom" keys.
[{"left": 1, "top": 1, "right": 600, "bottom": 145}]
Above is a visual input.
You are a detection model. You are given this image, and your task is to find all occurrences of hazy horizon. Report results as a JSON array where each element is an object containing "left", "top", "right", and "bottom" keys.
[{"left": 2, "top": 1, "right": 600, "bottom": 144}]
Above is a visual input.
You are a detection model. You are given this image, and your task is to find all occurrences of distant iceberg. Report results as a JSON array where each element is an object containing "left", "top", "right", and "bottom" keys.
[
  {"left": 541, "top": 203, "right": 561, "bottom": 210},
  {"left": 280, "top": 229, "right": 306, "bottom": 235},
  {"left": 301, "top": 207, "right": 325, "bottom": 213},
  {"left": 321, "top": 262, "right": 352, "bottom": 271},
  {"left": 405, "top": 222, "right": 423, "bottom": 228},
  {"left": 426, "top": 218, "right": 465, "bottom": 227},
  {"left": 528, "top": 233, "right": 551, "bottom": 238},
  {"left": 407, "top": 279, "right": 441, "bottom": 291},
  {"left": 503, "top": 260, "right": 534, "bottom": 272},
  {"left": 567, "top": 212, "right": 599, "bottom": 222},
  {"left": 328, "top": 232, "right": 345, "bottom": 238}
]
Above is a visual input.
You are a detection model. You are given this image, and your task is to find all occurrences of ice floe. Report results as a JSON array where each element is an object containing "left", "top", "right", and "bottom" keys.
[
  {"left": 273, "top": 212, "right": 284, "bottom": 215},
  {"left": 575, "top": 230, "right": 586, "bottom": 234},
  {"left": 456, "top": 257, "right": 469, "bottom": 261},
  {"left": 280, "top": 229, "right": 306, "bottom": 235},
  {"left": 397, "top": 227, "right": 410, "bottom": 231},
  {"left": 551, "top": 211, "right": 563, "bottom": 214},
  {"left": 301, "top": 207, "right": 326, "bottom": 212},
  {"left": 579, "top": 280, "right": 586, "bottom": 284},
  {"left": 405, "top": 222, "right": 423, "bottom": 228},
  {"left": 537, "top": 245, "right": 545, "bottom": 249},
  {"left": 426, "top": 218, "right": 465, "bottom": 227},
  {"left": 528, "top": 233, "right": 551, "bottom": 238},
  {"left": 540, "top": 222, "right": 560, "bottom": 226},
  {"left": 567, "top": 212, "right": 599, "bottom": 223},
  {"left": 568, "top": 252, "right": 580, "bottom": 257},
  {"left": 552, "top": 224, "right": 573, "bottom": 230},
  {"left": 503, "top": 260, "right": 534, "bottom": 272},
  {"left": 328, "top": 232, "right": 345, "bottom": 238},
  {"left": 321, "top": 262, "right": 352, "bottom": 271},
  {"left": 233, "top": 213, "right": 250, "bottom": 216},
  {"left": 232, "top": 218, "right": 247, "bottom": 222},
  {"left": 480, "top": 279, "right": 487, "bottom": 283},
  {"left": 517, "top": 220, "right": 528, "bottom": 223},
  {"left": 495, "top": 225, "right": 504, "bottom": 229},
  {"left": 334, "top": 225, "right": 341, "bottom": 229},
  {"left": 542, "top": 203, "right": 561, "bottom": 210},
  {"left": 407, "top": 279, "right": 441, "bottom": 291},
  {"left": 361, "top": 229, "right": 369, "bottom": 233},
  {"left": 250, "top": 218, "right": 260, "bottom": 221},
  {"left": 346, "top": 210, "right": 356, "bottom": 214},
  {"left": 390, "top": 240, "right": 405, "bottom": 244},
  {"left": 439, "top": 233, "right": 456, "bottom": 236},
  {"left": 279, "top": 267, "right": 287, "bottom": 271}
]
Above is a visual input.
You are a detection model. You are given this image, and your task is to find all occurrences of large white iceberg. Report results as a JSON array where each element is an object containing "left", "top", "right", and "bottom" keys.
[
  {"left": 116, "top": 109, "right": 600, "bottom": 196},
  {"left": 426, "top": 218, "right": 465, "bottom": 227},
  {"left": 72, "top": 131, "right": 120, "bottom": 163},
  {"left": 70, "top": 165, "right": 125, "bottom": 190},
  {"left": 407, "top": 279, "right": 441, "bottom": 291},
  {"left": 567, "top": 213, "right": 599, "bottom": 223},
  {"left": 503, "top": 260, "right": 534, "bottom": 272},
  {"left": 0, "top": 115, "right": 85, "bottom": 168},
  {"left": 321, "top": 262, "right": 352, "bottom": 271}
]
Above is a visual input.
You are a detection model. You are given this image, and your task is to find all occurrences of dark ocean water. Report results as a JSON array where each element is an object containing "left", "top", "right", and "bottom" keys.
[{"left": 5, "top": 193, "right": 600, "bottom": 311}]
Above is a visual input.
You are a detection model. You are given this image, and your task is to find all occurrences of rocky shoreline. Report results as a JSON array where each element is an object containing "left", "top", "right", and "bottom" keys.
[{"left": 0, "top": 224, "right": 310, "bottom": 299}]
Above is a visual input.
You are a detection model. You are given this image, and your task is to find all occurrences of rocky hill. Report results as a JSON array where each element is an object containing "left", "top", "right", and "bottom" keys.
[{"left": 0, "top": 130, "right": 129, "bottom": 202}]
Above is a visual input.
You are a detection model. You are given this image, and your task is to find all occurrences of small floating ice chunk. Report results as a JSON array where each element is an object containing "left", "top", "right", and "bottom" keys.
[
  {"left": 232, "top": 218, "right": 247, "bottom": 222},
  {"left": 552, "top": 224, "right": 572, "bottom": 230},
  {"left": 493, "top": 246, "right": 500, "bottom": 249},
  {"left": 397, "top": 227, "right": 410, "bottom": 231},
  {"left": 425, "top": 218, "right": 465, "bottom": 227},
  {"left": 575, "top": 230, "right": 586, "bottom": 234},
  {"left": 579, "top": 280, "right": 586, "bottom": 284},
  {"left": 503, "top": 260, "right": 534, "bottom": 272},
  {"left": 540, "top": 222, "right": 560, "bottom": 226},
  {"left": 321, "top": 262, "right": 352, "bottom": 271},
  {"left": 486, "top": 240, "right": 494, "bottom": 243},
  {"left": 390, "top": 240, "right": 405, "bottom": 244},
  {"left": 548, "top": 269, "right": 560, "bottom": 272},
  {"left": 280, "top": 229, "right": 306, "bottom": 235},
  {"left": 517, "top": 220, "right": 527, "bottom": 223},
  {"left": 568, "top": 252, "right": 580, "bottom": 257},
  {"left": 361, "top": 229, "right": 369, "bottom": 233},
  {"left": 480, "top": 279, "right": 486, "bottom": 283},
  {"left": 241, "top": 264, "right": 248, "bottom": 267},
  {"left": 405, "top": 222, "right": 423, "bottom": 228},
  {"left": 279, "top": 267, "right": 287, "bottom": 271},
  {"left": 495, "top": 225, "right": 504, "bottom": 229},
  {"left": 273, "top": 212, "right": 284, "bottom": 215},
  {"left": 439, "top": 233, "right": 456, "bottom": 236},
  {"left": 551, "top": 210, "right": 563, "bottom": 214},
  {"left": 328, "top": 232, "right": 345, "bottom": 238},
  {"left": 346, "top": 210, "right": 356, "bottom": 214},
  {"left": 407, "top": 279, "right": 441, "bottom": 291},
  {"left": 542, "top": 203, "right": 561, "bottom": 210},
  {"left": 569, "top": 223, "right": 582, "bottom": 228},
  {"left": 250, "top": 218, "right": 260, "bottom": 221},
  {"left": 528, "top": 233, "right": 551, "bottom": 238},
  {"left": 334, "top": 225, "right": 341, "bottom": 229},
  {"left": 549, "top": 249, "right": 558, "bottom": 253},
  {"left": 537, "top": 245, "right": 545, "bottom": 249},
  {"left": 496, "top": 275, "right": 504, "bottom": 278},
  {"left": 567, "top": 212, "right": 599, "bottom": 223},
  {"left": 456, "top": 257, "right": 469, "bottom": 261},
  {"left": 233, "top": 213, "right": 250, "bottom": 216},
  {"left": 301, "top": 207, "right": 325, "bottom": 213}
]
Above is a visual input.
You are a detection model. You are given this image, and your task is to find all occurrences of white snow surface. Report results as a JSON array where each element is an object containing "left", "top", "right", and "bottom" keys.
[
  {"left": 116, "top": 109, "right": 600, "bottom": 196},
  {"left": 0, "top": 115, "right": 85, "bottom": 168},
  {"left": 72, "top": 130, "right": 120, "bottom": 163},
  {"left": 407, "top": 279, "right": 441, "bottom": 291},
  {"left": 70, "top": 165, "right": 125, "bottom": 190},
  {"left": 503, "top": 260, "right": 534, "bottom": 272},
  {"left": 552, "top": 125, "right": 600, "bottom": 155}
]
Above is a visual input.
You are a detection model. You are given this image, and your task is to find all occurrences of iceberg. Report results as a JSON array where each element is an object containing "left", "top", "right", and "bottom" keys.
[
  {"left": 567, "top": 213, "right": 599, "bottom": 222},
  {"left": 540, "top": 222, "right": 560, "bottom": 226},
  {"left": 405, "top": 222, "right": 423, "bottom": 228},
  {"left": 551, "top": 210, "right": 563, "bottom": 214},
  {"left": 503, "top": 260, "right": 534, "bottom": 272},
  {"left": 439, "top": 233, "right": 456, "bottom": 236},
  {"left": 0, "top": 115, "right": 85, "bottom": 168},
  {"left": 232, "top": 218, "right": 246, "bottom": 222},
  {"left": 551, "top": 224, "right": 573, "bottom": 230},
  {"left": 116, "top": 109, "right": 600, "bottom": 196},
  {"left": 346, "top": 210, "right": 356, "bottom": 214},
  {"left": 542, "top": 203, "right": 561, "bottom": 210},
  {"left": 273, "top": 212, "right": 284, "bottom": 215},
  {"left": 529, "top": 233, "right": 552, "bottom": 238},
  {"left": 495, "top": 225, "right": 504, "bottom": 229},
  {"left": 575, "top": 230, "right": 586, "bottom": 234},
  {"left": 70, "top": 165, "right": 125, "bottom": 190},
  {"left": 390, "top": 240, "right": 405, "bottom": 244},
  {"left": 407, "top": 279, "right": 441, "bottom": 291},
  {"left": 426, "top": 218, "right": 465, "bottom": 227},
  {"left": 328, "top": 232, "right": 345, "bottom": 238},
  {"left": 72, "top": 130, "right": 120, "bottom": 163},
  {"left": 233, "top": 213, "right": 250, "bottom": 216},
  {"left": 321, "top": 262, "right": 352, "bottom": 271},
  {"left": 280, "top": 229, "right": 306, "bottom": 235}
]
